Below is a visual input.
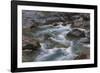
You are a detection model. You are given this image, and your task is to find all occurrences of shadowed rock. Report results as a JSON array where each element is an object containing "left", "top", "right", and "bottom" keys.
[
  {"left": 22, "top": 35, "right": 41, "bottom": 51},
  {"left": 22, "top": 36, "right": 41, "bottom": 62},
  {"left": 23, "top": 43, "right": 40, "bottom": 51}
]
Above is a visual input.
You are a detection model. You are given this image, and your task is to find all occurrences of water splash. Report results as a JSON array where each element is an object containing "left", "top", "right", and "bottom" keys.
[{"left": 32, "top": 24, "right": 78, "bottom": 61}]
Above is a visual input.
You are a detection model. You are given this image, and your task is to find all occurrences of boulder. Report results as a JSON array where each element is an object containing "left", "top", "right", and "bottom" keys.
[
  {"left": 22, "top": 35, "right": 41, "bottom": 51},
  {"left": 70, "top": 13, "right": 90, "bottom": 30},
  {"left": 82, "top": 21, "right": 90, "bottom": 29},
  {"left": 79, "top": 38, "right": 90, "bottom": 44},
  {"left": 71, "top": 17, "right": 84, "bottom": 28},
  {"left": 22, "top": 36, "right": 41, "bottom": 62},
  {"left": 22, "top": 45, "right": 40, "bottom": 62},
  {"left": 74, "top": 53, "right": 89, "bottom": 59},
  {"left": 23, "top": 42, "right": 41, "bottom": 51},
  {"left": 80, "top": 13, "right": 90, "bottom": 21},
  {"left": 66, "top": 28, "right": 85, "bottom": 40},
  {"left": 74, "top": 44, "right": 90, "bottom": 60}
]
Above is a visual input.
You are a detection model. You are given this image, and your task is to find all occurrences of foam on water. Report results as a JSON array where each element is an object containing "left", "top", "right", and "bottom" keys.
[{"left": 33, "top": 24, "right": 77, "bottom": 61}]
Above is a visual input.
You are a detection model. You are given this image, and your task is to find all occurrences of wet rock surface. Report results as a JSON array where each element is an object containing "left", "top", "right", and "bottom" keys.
[
  {"left": 22, "top": 35, "right": 41, "bottom": 62},
  {"left": 79, "top": 38, "right": 90, "bottom": 44},
  {"left": 22, "top": 10, "right": 90, "bottom": 62},
  {"left": 66, "top": 28, "right": 86, "bottom": 40}
]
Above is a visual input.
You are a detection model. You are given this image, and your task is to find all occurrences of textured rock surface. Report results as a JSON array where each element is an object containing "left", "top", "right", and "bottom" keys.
[
  {"left": 66, "top": 28, "right": 86, "bottom": 40},
  {"left": 22, "top": 35, "right": 41, "bottom": 62}
]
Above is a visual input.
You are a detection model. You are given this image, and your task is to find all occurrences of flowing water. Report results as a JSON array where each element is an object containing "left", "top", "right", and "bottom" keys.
[{"left": 30, "top": 24, "right": 82, "bottom": 61}]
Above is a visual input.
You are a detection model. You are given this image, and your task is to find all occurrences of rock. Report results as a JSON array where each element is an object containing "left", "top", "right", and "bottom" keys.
[
  {"left": 74, "top": 53, "right": 88, "bottom": 59},
  {"left": 30, "top": 21, "right": 39, "bottom": 29},
  {"left": 52, "top": 22, "right": 64, "bottom": 26},
  {"left": 80, "top": 14, "right": 90, "bottom": 21},
  {"left": 23, "top": 44, "right": 34, "bottom": 51},
  {"left": 23, "top": 42, "right": 41, "bottom": 51},
  {"left": 22, "top": 28, "right": 33, "bottom": 37},
  {"left": 22, "top": 35, "right": 41, "bottom": 51},
  {"left": 70, "top": 14, "right": 81, "bottom": 20},
  {"left": 82, "top": 21, "right": 90, "bottom": 29},
  {"left": 22, "top": 47, "right": 40, "bottom": 62},
  {"left": 79, "top": 38, "right": 90, "bottom": 44},
  {"left": 22, "top": 36, "right": 41, "bottom": 62},
  {"left": 66, "top": 28, "right": 85, "bottom": 40},
  {"left": 71, "top": 17, "right": 84, "bottom": 28},
  {"left": 74, "top": 43, "right": 90, "bottom": 60},
  {"left": 62, "top": 23, "right": 67, "bottom": 26},
  {"left": 70, "top": 13, "right": 90, "bottom": 30},
  {"left": 85, "top": 31, "right": 90, "bottom": 39},
  {"left": 52, "top": 23, "right": 59, "bottom": 26},
  {"left": 72, "top": 20, "right": 83, "bottom": 27}
]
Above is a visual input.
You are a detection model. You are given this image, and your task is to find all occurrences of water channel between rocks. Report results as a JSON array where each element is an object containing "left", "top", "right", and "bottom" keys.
[{"left": 22, "top": 10, "right": 90, "bottom": 62}]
